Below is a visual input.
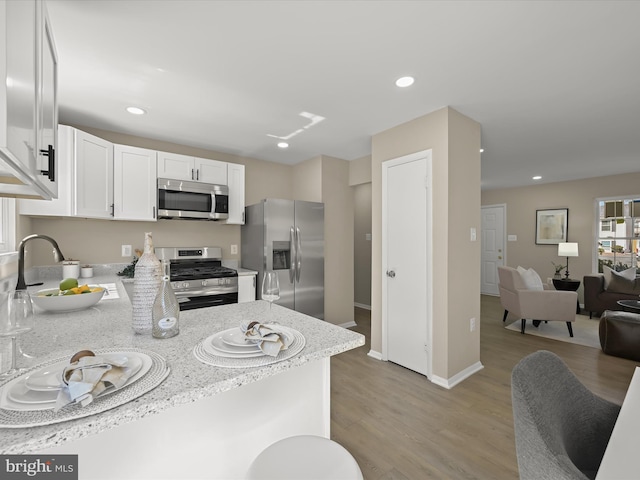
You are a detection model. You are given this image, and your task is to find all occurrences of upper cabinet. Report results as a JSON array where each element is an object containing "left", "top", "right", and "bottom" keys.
[
  {"left": 226, "top": 163, "right": 245, "bottom": 225},
  {"left": 157, "top": 151, "right": 227, "bottom": 185},
  {"left": 75, "top": 129, "right": 113, "bottom": 219},
  {"left": 20, "top": 125, "right": 243, "bottom": 223},
  {"left": 20, "top": 126, "right": 157, "bottom": 221},
  {"left": 113, "top": 144, "right": 157, "bottom": 221},
  {"left": 0, "top": 0, "right": 58, "bottom": 199}
]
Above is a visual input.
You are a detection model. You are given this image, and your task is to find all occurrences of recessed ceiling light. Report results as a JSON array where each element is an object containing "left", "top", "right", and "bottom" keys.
[
  {"left": 395, "top": 76, "right": 415, "bottom": 88},
  {"left": 532, "top": 176, "right": 542, "bottom": 180},
  {"left": 126, "top": 106, "right": 146, "bottom": 115},
  {"left": 277, "top": 142, "right": 289, "bottom": 149}
]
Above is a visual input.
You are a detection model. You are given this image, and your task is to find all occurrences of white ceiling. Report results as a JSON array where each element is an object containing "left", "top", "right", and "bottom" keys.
[{"left": 46, "top": 0, "right": 640, "bottom": 190}]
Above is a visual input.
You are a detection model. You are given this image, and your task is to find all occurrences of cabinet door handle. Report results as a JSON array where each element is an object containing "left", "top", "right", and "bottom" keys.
[
  {"left": 39, "top": 144, "right": 55, "bottom": 182},
  {"left": 196, "top": 169, "right": 199, "bottom": 181},
  {"left": 153, "top": 206, "right": 156, "bottom": 219},
  {"left": 191, "top": 168, "right": 195, "bottom": 181},
  {"left": 110, "top": 204, "right": 115, "bottom": 217}
]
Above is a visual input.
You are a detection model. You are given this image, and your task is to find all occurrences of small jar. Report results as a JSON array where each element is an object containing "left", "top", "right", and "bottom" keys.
[
  {"left": 81, "top": 265, "right": 93, "bottom": 278},
  {"left": 62, "top": 261, "right": 80, "bottom": 279}
]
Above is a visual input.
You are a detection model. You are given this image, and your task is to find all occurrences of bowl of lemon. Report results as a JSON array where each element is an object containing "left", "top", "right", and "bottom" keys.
[{"left": 32, "top": 278, "right": 106, "bottom": 313}]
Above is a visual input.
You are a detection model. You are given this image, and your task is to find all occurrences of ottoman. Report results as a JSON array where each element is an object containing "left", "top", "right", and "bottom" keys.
[{"left": 599, "top": 310, "right": 640, "bottom": 362}]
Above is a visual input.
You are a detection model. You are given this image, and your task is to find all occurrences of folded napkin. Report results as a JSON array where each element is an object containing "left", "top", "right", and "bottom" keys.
[
  {"left": 54, "top": 354, "right": 135, "bottom": 411},
  {"left": 241, "top": 322, "right": 291, "bottom": 357}
]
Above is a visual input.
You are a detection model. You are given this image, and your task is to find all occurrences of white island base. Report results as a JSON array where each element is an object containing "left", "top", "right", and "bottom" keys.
[{"left": 39, "top": 358, "right": 330, "bottom": 480}]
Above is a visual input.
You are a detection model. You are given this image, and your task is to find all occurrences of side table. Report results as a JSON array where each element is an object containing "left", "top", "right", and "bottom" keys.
[
  {"left": 617, "top": 300, "right": 640, "bottom": 313},
  {"left": 552, "top": 278, "right": 581, "bottom": 314}
]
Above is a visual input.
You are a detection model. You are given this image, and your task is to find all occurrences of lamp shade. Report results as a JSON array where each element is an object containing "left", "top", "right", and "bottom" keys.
[{"left": 558, "top": 242, "right": 579, "bottom": 257}]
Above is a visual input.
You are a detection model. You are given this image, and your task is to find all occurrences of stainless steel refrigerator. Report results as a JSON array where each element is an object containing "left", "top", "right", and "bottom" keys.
[{"left": 241, "top": 199, "right": 324, "bottom": 319}]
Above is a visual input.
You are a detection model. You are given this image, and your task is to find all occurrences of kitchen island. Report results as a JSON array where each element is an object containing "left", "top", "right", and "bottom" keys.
[{"left": 0, "top": 276, "right": 364, "bottom": 479}]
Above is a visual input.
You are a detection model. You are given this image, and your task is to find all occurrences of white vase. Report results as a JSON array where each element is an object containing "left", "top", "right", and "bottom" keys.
[{"left": 132, "top": 232, "right": 162, "bottom": 334}]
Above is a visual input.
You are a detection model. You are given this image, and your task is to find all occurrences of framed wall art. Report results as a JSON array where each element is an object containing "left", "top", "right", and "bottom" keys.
[{"left": 535, "top": 208, "right": 568, "bottom": 245}]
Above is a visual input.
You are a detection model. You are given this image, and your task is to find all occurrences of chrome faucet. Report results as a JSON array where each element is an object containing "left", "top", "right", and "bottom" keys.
[{"left": 16, "top": 234, "right": 66, "bottom": 290}]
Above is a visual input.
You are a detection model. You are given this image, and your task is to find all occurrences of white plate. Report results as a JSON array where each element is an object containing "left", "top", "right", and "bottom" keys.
[
  {"left": 24, "top": 353, "right": 140, "bottom": 392},
  {"left": 204, "top": 327, "right": 295, "bottom": 358},
  {"left": 221, "top": 328, "right": 262, "bottom": 348},
  {"left": 0, "top": 352, "right": 151, "bottom": 412},
  {"left": 206, "top": 335, "right": 264, "bottom": 358},
  {"left": 24, "top": 366, "right": 64, "bottom": 392},
  {"left": 8, "top": 379, "right": 58, "bottom": 404}
]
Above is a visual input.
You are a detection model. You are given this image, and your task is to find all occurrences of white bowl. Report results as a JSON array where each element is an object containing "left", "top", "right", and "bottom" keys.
[{"left": 32, "top": 286, "right": 106, "bottom": 313}]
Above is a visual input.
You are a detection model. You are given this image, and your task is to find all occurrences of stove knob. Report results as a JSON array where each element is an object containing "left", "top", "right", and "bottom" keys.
[
  {"left": 201, "top": 280, "right": 208, "bottom": 287},
  {"left": 182, "top": 282, "right": 190, "bottom": 289}
]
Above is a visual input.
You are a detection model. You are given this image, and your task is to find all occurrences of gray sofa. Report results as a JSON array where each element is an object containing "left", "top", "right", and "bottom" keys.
[{"left": 584, "top": 274, "right": 639, "bottom": 318}]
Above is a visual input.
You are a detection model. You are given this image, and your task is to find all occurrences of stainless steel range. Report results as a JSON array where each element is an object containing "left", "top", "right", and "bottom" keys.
[{"left": 155, "top": 247, "right": 238, "bottom": 311}]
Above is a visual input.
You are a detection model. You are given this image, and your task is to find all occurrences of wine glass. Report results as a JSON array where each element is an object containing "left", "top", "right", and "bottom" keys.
[
  {"left": 261, "top": 271, "right": 280, "bottom": 313},
  {"left": 0, "top": 291, "right": 34, "bottom": 379}
]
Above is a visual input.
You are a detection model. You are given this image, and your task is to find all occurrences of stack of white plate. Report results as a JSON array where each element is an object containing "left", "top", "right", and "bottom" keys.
[
  {"left": 205, "top": 327, "right": 294, "bottom": 358},
  {"left": 0, "top": 352, "right": 152, "bottom": 412}
]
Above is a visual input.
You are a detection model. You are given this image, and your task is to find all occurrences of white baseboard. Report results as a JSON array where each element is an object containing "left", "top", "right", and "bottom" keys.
[
  {"left": 367, "top": 349, "right": 383, "bottom": 361},
  {"left": 431, "top": 361, "right": 484, "bottom": 389},
  {"left": 354, "top": 302, "right": 371, "bottom": 310},
  {"left": 338, "top": 321, "right": 358, "bottom": 329}
]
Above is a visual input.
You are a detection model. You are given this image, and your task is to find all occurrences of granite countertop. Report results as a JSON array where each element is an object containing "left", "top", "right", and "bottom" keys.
[{"left": 0, "top": 273, "right": 364, "bottom": 454}]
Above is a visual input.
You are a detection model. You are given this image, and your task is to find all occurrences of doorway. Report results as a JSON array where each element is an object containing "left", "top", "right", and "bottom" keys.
[
  {"left": 481, "top": 204, "right": 506, "bottom": 295},
  {"left": 382, "top": 150, "right": 432, "bottom": 377}
]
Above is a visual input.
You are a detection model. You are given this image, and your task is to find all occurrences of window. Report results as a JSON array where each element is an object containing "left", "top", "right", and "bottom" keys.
[{"left": 596, "top": 197, "right": 640, "bottom": 272}]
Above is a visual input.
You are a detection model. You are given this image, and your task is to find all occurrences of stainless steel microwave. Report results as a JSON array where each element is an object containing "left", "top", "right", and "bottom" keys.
[{"left": 157, "top": 178, "right": 229, "bottom": 220}]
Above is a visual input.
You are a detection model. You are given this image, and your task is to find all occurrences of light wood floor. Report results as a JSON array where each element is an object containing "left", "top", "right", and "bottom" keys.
[{"left": 330, "top": 295, "right": 636, "bottom": 480}]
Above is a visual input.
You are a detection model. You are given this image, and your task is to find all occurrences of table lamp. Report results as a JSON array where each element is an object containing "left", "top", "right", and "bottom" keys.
[{"left": 558, "top": 242, "right": 579, "bottom": 280}]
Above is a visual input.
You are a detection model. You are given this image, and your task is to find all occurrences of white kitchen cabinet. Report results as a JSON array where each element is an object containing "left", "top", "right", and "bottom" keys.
[
  {"left": 238, "top": 273, "right": 256, "bottom": 303},
  {"left": 113, "top": 144, "right": 157, "bottom": 221},
  {"left": 157, "top": 151, "right": 227, "bottom": 185},
  {"left": 19, "top": 124, "right": 72, "bottom": 216},
  {"left": 74, "top": 129, "right": 113, "bottom": 219},
  {"left": 0, "top": 0, "right": 59, "bottom": 199},
  {"left": 21, "top": 126, "right": 158, "bottom": 222},
  {"left": 35, "top": 3, "right": 59, "bottom": 198},
  {"left": 21, "top": 126, "right": 113, "bottom": 218},
  {"left": 194, "top": 157, "right": 227, "bottom": 184},
  {"left": 226, "top": 163, "right": 245, "bottom": 225}
]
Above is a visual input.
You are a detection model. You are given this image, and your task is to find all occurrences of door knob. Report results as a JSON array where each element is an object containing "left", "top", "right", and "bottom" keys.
[
  {"left": 498, "top": 256, "right": 502, "bottom": 259},
  {"left": 387, "top": 270, "right": 396, "bottom": 278}
]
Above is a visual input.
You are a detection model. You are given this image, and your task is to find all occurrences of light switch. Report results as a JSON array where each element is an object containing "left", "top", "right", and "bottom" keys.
[
  {"left": 470, "top": 227, "right": 477, "bottom": 242},
  {"left": 230, "top": 244, "right": 238, "bottom": 255},
  {"left": 508, "top": 235, "right": 518, "bottom": 242}
]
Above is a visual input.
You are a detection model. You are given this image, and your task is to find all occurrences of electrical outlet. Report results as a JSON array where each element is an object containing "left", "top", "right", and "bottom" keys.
[
  {"left": 230, "top": 244, "right": 238, "bottom": 255},
  {"left": 122, "top": 245, "right": 132, "bottom": 257},
  {"left": 470, "top": 317, "right": 476, "bottom": 332}
]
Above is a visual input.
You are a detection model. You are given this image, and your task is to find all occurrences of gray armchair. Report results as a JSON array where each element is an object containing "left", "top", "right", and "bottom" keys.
[
  {"left": 511, "top": 350, "right": 620, "bottom": 480},
  {"left": 498, "top": 266, "right": 578, "bottom": 336}
]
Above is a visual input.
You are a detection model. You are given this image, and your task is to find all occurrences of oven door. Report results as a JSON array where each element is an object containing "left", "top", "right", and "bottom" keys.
[{"left": 177, "top": 292, "right": 238, "bottom": 311}]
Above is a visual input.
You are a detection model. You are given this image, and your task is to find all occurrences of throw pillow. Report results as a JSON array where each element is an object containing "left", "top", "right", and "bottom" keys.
[
  {"left": 606, "top": 269, "right": 640, "bottom": 295},
  {"left": 603, "top": 266, "right": 636, "bottom": 290},
  {"left": 517, "top": 266, "right": 544, "bottom": 291}
]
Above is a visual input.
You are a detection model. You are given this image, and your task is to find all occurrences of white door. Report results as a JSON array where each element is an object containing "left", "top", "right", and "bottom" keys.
[
  {"left": 481, "top": 205, "right": 506, "bottom": 295},
  {"left": 113, "top": 145, "right": 157, "bottom": 221},
  {"left": 157, "top": 151, "right": 194, "bottom": 181},
  {"left": 195, "top": 158, "right": 227, "bottom": 185},
  {"left": 383, "top": 150, "right": 431, "bottom": 377},
  {"left": 74, "top": 129, "right": 113, "bottom": 219}
]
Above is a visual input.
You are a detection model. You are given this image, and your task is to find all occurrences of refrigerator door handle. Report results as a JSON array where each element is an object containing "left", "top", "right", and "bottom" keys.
[
  {"left": 289, "top": 227, "right": 296, "bottom": 283},
  {"left": 295, "top": 226, "right": 302, "bottom": 283}
]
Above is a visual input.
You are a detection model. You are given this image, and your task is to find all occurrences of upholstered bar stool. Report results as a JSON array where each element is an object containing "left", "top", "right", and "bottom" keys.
[{"left": 246, "top": 435, "right": 364, "bottom": 480}]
